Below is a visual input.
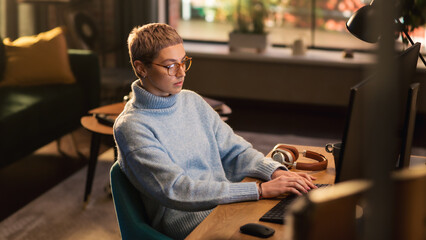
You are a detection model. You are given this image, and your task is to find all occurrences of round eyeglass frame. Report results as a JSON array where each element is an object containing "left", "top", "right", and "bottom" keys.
[{"left": 151, "top": 56, "right": 192, "bottom": 76}]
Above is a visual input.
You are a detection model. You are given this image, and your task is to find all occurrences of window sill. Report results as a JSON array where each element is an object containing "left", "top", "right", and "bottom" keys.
[
  {"left": 184, "top": 41, "right": 376, "bottom": 68},
  {"left": 184, "top": 41, "right": 426, "bottom": 70}
]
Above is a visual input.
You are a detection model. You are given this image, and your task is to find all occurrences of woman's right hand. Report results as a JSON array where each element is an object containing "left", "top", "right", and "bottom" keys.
[{"left": 260, "top": 175, "right": 313, "bottom": 198}]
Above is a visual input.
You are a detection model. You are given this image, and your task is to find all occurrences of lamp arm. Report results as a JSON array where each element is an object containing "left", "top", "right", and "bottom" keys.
[{"left": 396, "top": 19, "right": 426, "bottom": 67}]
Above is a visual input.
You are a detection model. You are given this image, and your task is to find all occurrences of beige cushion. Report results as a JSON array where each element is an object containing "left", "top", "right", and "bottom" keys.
[{"left": 0, "top": 26, "right": 76, "bottom": 87}]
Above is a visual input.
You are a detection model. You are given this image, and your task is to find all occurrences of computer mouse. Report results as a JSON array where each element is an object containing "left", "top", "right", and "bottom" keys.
[{"left": 240, "top": 223, "right": 275, "bottom": 238}]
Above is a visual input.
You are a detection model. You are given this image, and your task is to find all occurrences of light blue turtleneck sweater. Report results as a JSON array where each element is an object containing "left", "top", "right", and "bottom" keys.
[{"left": 114, "top": 80, "right": 284, "bottom": 239}]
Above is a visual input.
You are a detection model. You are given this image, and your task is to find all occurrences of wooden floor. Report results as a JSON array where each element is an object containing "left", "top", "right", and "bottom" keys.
[{"left": 0, "top": 127, "right": 114, "bottom": 221}]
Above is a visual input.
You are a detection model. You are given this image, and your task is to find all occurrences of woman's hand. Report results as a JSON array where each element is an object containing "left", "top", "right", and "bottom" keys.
[{"left": 260, "top": 169, "right": 317, "bottom": 198}]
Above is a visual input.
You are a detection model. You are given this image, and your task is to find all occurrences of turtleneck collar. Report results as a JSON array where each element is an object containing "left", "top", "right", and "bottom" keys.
[{"left": 131, "top": 80, "right": 179, "bottom": 110}]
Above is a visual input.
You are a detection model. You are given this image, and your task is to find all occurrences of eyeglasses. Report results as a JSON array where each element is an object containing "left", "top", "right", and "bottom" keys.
[{"left": 151, "top": 56, "right": 192, "bottom": 76}]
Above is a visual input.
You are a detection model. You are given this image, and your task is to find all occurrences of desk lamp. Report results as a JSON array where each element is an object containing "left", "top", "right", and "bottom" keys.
[{"left": 346, "top": 0, "right": 426, "bottom": 66}]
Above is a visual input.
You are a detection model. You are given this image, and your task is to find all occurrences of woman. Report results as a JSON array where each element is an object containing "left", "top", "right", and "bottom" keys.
[{"left": 113, "top": 23, "right": 316, "bottom": 239}]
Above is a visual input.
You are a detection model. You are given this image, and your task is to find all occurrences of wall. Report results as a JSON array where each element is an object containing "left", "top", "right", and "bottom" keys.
[{"left": 185, "top": 54, "right": 364, "bottom": 107}]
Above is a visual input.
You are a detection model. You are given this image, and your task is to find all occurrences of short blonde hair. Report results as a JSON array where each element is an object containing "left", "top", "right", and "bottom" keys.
[{"left": 127, "top": 23, "right": 183, "bottom": 78}]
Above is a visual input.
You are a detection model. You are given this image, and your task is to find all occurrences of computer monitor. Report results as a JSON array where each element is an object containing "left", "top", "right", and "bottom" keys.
[
  {"left": 335, "top": 43, "right": 421, "bottom": 183},
  {"left": 398, "top": 82, "right": 420, "bottom": 169}
]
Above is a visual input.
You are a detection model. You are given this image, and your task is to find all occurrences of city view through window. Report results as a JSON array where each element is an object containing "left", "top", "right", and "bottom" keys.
[{"left": 173, "top": 0, "right": 426, "bottom": 53}]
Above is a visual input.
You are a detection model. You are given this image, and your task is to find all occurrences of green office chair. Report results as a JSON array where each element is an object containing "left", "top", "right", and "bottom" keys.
[{"left": 110, "top": 161, "right": 172, "bottom": 240}]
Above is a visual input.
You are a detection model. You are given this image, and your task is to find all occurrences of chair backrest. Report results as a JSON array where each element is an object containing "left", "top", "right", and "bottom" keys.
[
  {"left": 110, "top": 161, "right": 172, "bottom": 240},
  {"left": 391, "top": 165, "right": 426, "bottom": 240}
]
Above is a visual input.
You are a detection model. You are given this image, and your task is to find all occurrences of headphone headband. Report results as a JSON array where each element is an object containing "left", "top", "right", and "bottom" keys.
[{"left": 271, "top": 145, "right": 328, "bottom": 171}]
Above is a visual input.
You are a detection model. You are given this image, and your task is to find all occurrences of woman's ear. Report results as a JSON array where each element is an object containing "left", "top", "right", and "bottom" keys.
[{"left": 133, "top": 60, "right": 147, "bottom": 78}]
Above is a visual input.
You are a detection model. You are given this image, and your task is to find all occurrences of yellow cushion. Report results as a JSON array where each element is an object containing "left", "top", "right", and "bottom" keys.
[{"left": 0, "top": 26, "right": 76, "bottom": 87}]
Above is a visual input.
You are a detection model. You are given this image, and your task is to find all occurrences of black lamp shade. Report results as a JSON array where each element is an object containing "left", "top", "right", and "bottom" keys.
[
  {"left": 347, "top": 0, "right": 426, "bottom": 67},
  {"left": 346, "top": 4, "right": 379, "bottom": 43}
]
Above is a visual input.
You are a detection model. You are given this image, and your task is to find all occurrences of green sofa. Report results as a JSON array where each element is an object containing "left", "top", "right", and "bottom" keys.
[{"left": 0, "top": 49, "right": 101, "bottom": 168}]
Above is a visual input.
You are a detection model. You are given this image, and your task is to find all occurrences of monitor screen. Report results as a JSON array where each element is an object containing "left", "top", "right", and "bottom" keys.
[{"left": 335, "top": 43, "right": 421, "bottom": 183}]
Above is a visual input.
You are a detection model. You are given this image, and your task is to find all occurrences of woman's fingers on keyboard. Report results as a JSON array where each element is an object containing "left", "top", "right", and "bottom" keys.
[
  {"left": 294, "top": 179, "right": 312, "bottom": 194},
  {"left": 304, "top": 178, "right": 317, "bottom": 189},
  {"left": 291, "top": 172, "right": 317, "bottom": 189},
  {"left": 280, "top": 181, "right": 306, "bottom": 196},
  {"left": 295, "top": 178, "right": 310, "bottom": 192},
  {"left": 263, "top": 176, "right": 310, "bottom": 198},
  {"left": 285, "top": 173, "right": 312, "bottom": 191},
  {"left": 287, "top": 187, "right": 303, "bottom": 196},
  {"left": 278, "top": 177, "right": 309, "bottom": 193},
  {"left": 296, "top": 172, "right": 317, "bottom": 181}
]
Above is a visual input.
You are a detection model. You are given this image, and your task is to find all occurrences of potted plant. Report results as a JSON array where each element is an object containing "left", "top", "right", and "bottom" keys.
[
  {"left": 398, "top": 0, "right": 426, "bottom": 44},
  {"left": 395, "top": 0, "right": 426, "bottom": 65},
  {"left": 229, "top": 0, "right": 269, "bottom": 53}
]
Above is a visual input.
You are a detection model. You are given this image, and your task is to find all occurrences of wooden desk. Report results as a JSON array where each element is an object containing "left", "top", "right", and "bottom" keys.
[{"left": 186, "top": 145, "right": 335, "bottom": 240}]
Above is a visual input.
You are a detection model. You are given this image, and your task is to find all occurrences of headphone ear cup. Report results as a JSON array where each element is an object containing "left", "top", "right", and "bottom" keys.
[
  {"left": 272, "top": 151, "right": 285, "bottom": 163},
  {"left": 271, "top": 148, "right": 297, "bottom": 167},
  {"left": 275, "top": 145, "right": 299, "bottom": 160}
]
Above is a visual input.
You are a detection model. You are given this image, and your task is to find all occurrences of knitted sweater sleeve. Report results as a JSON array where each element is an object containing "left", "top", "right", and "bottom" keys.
[{"left": 207, "top": 103, "right": 284, "bottom": 182}]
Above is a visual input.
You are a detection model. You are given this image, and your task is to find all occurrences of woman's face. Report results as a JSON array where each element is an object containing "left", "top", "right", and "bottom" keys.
[{"left": 135, "top": 43, "right": 187, "bottom": 97}]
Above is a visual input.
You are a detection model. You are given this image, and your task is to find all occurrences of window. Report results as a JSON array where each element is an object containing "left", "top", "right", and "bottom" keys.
[{"left": 171, "top": 0, "right": 426, "bottom": 53}]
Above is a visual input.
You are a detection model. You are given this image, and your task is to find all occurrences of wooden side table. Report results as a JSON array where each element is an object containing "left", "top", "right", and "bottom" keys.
[{"left": 80, "top": 102, "right": 125, "bottom": 204}]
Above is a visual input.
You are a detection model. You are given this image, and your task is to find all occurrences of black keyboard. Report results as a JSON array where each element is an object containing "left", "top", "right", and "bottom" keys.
[{"left": 259, "top": 184, "right": 330, "bottom": 224}]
